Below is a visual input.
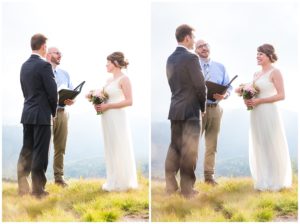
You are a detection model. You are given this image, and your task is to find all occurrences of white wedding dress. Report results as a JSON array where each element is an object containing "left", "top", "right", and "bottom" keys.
[
  {"left": 100, "top": 75, "right": 138, "bottom": 191},
  {"left": 249, "top": 69, "right": 292, "bottom": 191}
]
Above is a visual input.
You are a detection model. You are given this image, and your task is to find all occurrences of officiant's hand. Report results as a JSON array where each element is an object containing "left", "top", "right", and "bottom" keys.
[
  {"left": 64, "top": 99, "right": 74, "bottom": 106},
  {"left": 213, "top": 93, "right": 227, "bottom": 101}
]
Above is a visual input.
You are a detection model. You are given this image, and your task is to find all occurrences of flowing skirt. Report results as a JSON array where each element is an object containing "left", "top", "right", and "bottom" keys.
[
  {"left": 249, "top": 103, "right": 292, "bottom": 191},
  {"left": 101, "top": 108, "right": 138, "bottom": 191}
]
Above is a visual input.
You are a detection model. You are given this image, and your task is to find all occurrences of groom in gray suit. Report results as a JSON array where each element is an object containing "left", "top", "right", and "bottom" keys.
[{"left": 165, "top": 24, "right": 207, "bottom": 198}]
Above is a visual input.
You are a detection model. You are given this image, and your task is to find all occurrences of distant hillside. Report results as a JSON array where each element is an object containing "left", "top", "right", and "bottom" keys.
[
  {"left": 152, "top": 176, "right": 298, "bottom": 222},
  {"left": 152, "top": 109, "right": 298, "bottom": 178},
  {"left": 2, "top": 116, "right": 149, "bottom": 180},
  {"left": 2, "top": 176, "right": 149, "bottom": 222}
]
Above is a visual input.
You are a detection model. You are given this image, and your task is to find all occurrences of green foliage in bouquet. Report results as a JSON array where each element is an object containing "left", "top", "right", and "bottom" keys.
[{"left": 236, "top": 83, "right": 260, "bottom": 110}]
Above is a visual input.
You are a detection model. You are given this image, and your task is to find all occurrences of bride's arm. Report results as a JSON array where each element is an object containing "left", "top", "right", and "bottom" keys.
[
  {"left": 246, "top": 69, "right": 285, "bottom": 107},
  {"left": 100, "top": 77, "right": 132, "bottom": 112}
]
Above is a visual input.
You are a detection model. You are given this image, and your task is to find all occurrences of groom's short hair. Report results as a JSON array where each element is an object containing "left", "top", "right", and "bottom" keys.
[
  {"left": 175, "top": 24, "right": 194, "bottom": 42},
  {"left": 31, "top": 33, "right": 47, "bottom": 50}
]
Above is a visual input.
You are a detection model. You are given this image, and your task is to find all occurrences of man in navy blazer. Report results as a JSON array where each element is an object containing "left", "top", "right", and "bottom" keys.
[
  {"left": 18, "top": 33, "right": 57, "bottom": 198},
  {"left": 165, "top": 24, "right": 206, "bottom": 198}
]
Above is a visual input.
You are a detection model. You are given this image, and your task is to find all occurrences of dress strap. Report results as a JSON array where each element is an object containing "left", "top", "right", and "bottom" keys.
[
  {"left": 115, "top": 75, "right": 127, "bottom": 86},
  {"left": 254, "top": 68, "right": 275, "bottom": 82},
  {"left": 266, "top": 68, "right": 275, "bottom": 75},
  {"left": 116, "top": 75, "right": 126, "bottom": 82},
  {"left": 104, "top": 75, "right": 126, "bottom": 88}
]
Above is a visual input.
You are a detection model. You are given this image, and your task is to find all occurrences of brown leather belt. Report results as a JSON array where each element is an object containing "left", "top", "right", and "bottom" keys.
[
  {"left": 206, "top": 104, "right": 218, "bottom": 108},
  {"left": 57, "top": 108, "right": 65, "bottom": 112}
]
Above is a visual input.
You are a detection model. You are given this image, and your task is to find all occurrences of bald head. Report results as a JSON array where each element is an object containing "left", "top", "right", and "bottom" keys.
[
  {"left": 195, "top": 39, "right": 210, "bottom": 59},
  {"left": 47, "top": 47, "right": 58, "bottom": 53},
  {"left": 46, "top": 47, "right": 62, "bottom": 67}
]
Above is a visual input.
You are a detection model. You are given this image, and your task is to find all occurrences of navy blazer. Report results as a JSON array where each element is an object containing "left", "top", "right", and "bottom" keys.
[
  {"left": 20, "top": 54, "right": 58, "bottom": 125},
  {"left": 167, "top": 47, "right": 207, "bottom": 120}
]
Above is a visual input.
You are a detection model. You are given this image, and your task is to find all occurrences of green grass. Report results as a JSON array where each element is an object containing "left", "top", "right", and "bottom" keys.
[
  {"left": 151, "top": 175, "right": 298, "bottom": 222},
  {"left": 2, "top": 176, "right": 149, "bottom": 222}
]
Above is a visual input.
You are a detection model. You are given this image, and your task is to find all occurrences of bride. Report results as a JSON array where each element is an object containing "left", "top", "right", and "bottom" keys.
[
  {"left": 95, "top": 51, "right": 138, "bottom": 191},
  {"left": 242, "top": 44, "right": 292, "bottom": 191}
]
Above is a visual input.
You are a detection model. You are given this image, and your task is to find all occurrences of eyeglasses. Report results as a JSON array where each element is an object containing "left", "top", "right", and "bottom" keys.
[
  {"left": 188, "top": 34, "right": 196, "bottom": 40},
  {"left": 196, "top": 44, "right": 209, "bottom": 49},
  {"left": 50, "top": 51, "right": 62, "bottom": 56}
]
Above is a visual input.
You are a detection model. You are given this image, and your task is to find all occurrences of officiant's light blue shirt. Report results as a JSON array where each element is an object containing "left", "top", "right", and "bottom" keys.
[
  {"left": 199, "top": 59, "right": 232, "bottom": 104},
  {"left": 54, "top": 68, "right": 73, "bottom": 108}
]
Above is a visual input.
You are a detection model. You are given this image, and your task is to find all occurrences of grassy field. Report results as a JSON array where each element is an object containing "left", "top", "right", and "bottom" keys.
[
  {"left": 151, "top": 175, "right": 298, "bottom": 222},
  {"left": 2, "top": 176, "right": 149, "bottom": 222}
]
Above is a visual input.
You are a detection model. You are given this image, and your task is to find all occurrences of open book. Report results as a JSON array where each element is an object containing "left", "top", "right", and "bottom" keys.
[
  {"left": 206, "top": 75, "right": 238, "bottom": 102},
  {"left": 58, "top": 81, "right": 85, "bottom": 106}
]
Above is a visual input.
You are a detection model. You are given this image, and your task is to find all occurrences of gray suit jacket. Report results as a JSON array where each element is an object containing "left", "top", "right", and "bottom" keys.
[{"left": 167, "top": 47, "right": 206, "bottom": 120}]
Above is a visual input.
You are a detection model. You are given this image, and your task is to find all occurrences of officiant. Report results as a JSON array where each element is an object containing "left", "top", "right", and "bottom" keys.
[
  {"left": 46, "top": 47, "right": 74, "bottom": 187},
  {"left": 195, "top": 39, "right": 232, "bottom": 185}
]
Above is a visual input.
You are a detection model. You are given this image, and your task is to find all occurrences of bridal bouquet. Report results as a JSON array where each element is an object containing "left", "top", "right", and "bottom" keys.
[
  {"left": 86, "top": 89, "right": 109, "bottom": 115},
  {"left": 236, "top": 83, "right": 259, "bottom": 110}
]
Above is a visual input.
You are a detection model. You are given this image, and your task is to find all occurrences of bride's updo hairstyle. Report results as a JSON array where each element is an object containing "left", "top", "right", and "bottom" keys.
[
  {"left": 257, "top": 44, "right": 278, "bottom": 63},
  {"left": 107, "top": 52, "right": 129, "bottom": 69}
]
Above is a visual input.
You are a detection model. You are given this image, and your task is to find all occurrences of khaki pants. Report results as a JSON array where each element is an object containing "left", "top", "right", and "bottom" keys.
[
  {"left": 201, "top": 104, "right": 223, "bottom": 179},
  {"left": 52, "top": 110, "right": 68, "bottom": 182}
]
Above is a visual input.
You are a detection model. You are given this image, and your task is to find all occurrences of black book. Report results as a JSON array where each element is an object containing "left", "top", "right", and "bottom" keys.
[
  {"left": 58, "top": 81, "right": 85, "bottom": 106},
  {"left": 205, "top": 75, "right": 238, "bottom": 102}
]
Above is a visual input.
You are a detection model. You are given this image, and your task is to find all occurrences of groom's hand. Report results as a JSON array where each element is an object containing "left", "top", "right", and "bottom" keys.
[{"left": 51, "top": 115, "right": 56, "bottom": 125}]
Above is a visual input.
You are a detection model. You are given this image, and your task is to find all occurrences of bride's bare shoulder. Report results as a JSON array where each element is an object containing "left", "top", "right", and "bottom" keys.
[
  {"left": 119, "top": 75, "right": 130, "bottom": 84},
  {"left": 270, "top": 68, "right": 284, "bottom": 82},
  {"left": 270, "top": 68, "right": 282, "bottom": 76},
  {"left": 271, "top": 67, "right": 281, "bottom": 73}
]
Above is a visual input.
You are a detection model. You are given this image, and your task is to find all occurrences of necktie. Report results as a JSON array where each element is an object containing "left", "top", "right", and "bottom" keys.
[
  {"left": 53, "top": 70, "right": 57, "bottom": 82},
  {"left": 203, "top": 63, "right": 210, "bottom": 80}
]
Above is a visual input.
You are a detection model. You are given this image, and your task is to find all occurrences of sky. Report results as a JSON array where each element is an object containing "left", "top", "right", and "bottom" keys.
[
  {"left": 151, "top": 0, "right": 299, "bottom": 121},
  {"left": 1, "top": 0, "right": 150, "bottom": 125},
  {"left": 1, "top": 0, "right": 298, "bottom": 124},
  {"left": 0, "top": 0, "right": 299, "bottom": 160}
]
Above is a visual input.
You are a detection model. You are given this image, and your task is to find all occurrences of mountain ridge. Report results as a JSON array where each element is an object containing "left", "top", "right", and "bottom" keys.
[
  {"left": 2, "top": 116, "right": 149, "bottom": 180},
  {"left": 151, "top": 108, "right": 298, "bottom": 178}
]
